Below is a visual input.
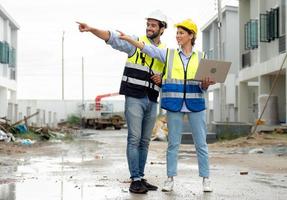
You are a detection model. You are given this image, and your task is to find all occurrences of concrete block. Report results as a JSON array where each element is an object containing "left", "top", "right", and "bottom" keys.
[{"left": 212, "top": 121, "right": 252, "bottom": 140}]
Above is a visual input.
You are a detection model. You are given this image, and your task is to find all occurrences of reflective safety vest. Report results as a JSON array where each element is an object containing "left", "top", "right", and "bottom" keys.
[
  {"left": 119, "top": 36, "right": 166, "bottom": 102},
  {"left": 161, "top": 49, "right": 206, "bottom": 112}
]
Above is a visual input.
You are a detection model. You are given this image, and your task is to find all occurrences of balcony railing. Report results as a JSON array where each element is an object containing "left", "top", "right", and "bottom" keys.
[
  {"left": 279, "top": 35, "right": 286, "bottom": 53},
  {"left": 242, "top": 51, "right": 251, "bottom": 68}
]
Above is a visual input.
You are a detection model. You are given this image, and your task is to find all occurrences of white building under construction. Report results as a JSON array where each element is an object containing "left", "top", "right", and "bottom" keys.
[
  {"left": 0, "top": 4, "right": 19, "bottom": 122},
  {"left": 238, "top": 0, "right": 286, "bottom": 125},
  {"left": 202, "top": 0, "right": 287, "bottom": 126}
]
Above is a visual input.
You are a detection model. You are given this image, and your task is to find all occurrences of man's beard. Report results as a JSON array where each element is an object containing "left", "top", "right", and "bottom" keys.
[{"left": 146, "top": 30, "right": 160, "bottom": 40}]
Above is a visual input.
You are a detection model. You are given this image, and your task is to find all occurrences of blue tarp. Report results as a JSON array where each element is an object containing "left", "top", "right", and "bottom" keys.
[{"left": 15, "top": 124, "right": 28, "bottom": 133}]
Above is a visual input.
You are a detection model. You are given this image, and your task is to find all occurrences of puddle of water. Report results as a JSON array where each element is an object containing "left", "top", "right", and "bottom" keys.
[
  {"left": 0, "top": 179, "right": 126, "bottom": 200},
  {"left": 252, "top": 172, "right": 287, "bottom": 190},
  {"left": 0, "top": 131, "right": 129, "bottom": 200},
  {"left": 0, "top": 151, "right": 125, "bottom": 200},
  {"left": 235, "top": 145, "right": 287, "bottom": 155}
]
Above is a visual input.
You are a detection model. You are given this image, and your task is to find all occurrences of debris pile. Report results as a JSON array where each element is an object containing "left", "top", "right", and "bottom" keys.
[
  {"left": 0, "top": 112, "right": 78, "bottom": 145},
  {"left": 152, "top": 115, "right": 168, "bottom": 141}
]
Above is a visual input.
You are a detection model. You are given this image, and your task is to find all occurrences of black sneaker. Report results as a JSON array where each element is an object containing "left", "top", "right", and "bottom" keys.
[
  {"left": 129, "top": 180, "right": 148, "bottom": 194},
  {"left": 141, "top": 179, "right": 158, "bottom": 191}
]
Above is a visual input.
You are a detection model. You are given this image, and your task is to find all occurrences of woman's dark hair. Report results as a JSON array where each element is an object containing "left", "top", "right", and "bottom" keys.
[{"left": 178, "top": 26, "right": 196, "bottom": 46}]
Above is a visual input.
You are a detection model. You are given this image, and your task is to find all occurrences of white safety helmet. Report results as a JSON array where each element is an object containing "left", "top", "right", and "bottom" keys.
[{"left": 146, "top": 9, "right": 168, "bottom": 28}]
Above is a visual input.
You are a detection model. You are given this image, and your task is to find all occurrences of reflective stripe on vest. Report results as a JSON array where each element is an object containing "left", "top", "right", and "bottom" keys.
[
  {"left": 163, "top": 79, "right": 200, "bottom": 85},
  {"left": 120, "top": 35, "right": 165, "bottom": 101},
  {"left": 161, "top": 49, "right": 205, "bottom": 112},
  {"left": 125, "top": 62, "right": 151, "bottom": 73},
  {"left": 161, "top": 92, "right": 203, "bottom": 99},
  {"left": 122, "top": 75, "right": 160, "bottom": 92}
]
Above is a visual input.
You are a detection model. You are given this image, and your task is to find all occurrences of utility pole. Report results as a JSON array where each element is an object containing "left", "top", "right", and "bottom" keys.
[
  {"left": 62, "top": 31, "right": 65, "bottom": 100},
  {"left": 81, "top": 56, "right": 85, "bottom": 128},
  {"left": 217, "top": 0, "right": 226, "bottom": 121},
  {"left": 82, "top": 56, "right": 85, "bottom": 112}
]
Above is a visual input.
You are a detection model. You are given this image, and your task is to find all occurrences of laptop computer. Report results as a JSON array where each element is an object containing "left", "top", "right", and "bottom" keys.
[{"left": 193, "top": 59, "right": 232, "bottom": 83}]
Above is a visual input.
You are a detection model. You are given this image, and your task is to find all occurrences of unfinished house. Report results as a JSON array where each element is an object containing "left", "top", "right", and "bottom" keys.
[
  {"left": 0, "top": 4, "right": 19, "bottom": 123},
  {"left": 239, "top": 0, "right": 287, "bottom": 125}
]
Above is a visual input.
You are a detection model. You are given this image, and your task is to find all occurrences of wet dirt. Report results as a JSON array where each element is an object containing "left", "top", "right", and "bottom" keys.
[{"left": 0, "top": 129, "right": 286, "bottom": 200}]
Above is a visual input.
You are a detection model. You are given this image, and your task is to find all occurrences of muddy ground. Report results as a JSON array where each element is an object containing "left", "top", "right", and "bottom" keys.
[{"left": 0, "top": 129, "right": 287, "bottom": 200}]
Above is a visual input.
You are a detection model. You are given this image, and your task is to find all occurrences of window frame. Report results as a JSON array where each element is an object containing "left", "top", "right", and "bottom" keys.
[
  {"left": 260, "top": 7, "right": 280, "bottom": 42},
  {"left": 244, "top": 19, "right": 258, "bottom": 50}
]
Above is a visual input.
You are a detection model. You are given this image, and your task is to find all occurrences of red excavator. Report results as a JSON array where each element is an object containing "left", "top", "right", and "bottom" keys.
[
  {"left": 82, "top": 92, "right": 125, "bottom": 130},
  {"left": 95, "top": 92, "right": 119, "bottom": 111}
]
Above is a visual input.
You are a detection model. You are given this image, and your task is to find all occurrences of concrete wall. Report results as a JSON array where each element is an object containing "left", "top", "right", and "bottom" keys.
[
  {"left": 17, "top": 100, "right": 82, "bottom": 127},
  {"left": 17, "top": 99, "right": 125, "bottom": 127}
]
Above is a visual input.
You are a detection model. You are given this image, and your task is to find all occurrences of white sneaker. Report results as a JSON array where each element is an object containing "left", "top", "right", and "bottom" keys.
[
  {"left": 162, "top": 178, "right": 174, "bottom": 192},
  {"left": 203, "top": 177, "right": 213, "bottom": 192}
]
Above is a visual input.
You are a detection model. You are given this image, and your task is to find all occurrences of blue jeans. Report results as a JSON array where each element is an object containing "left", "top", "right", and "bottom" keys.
[
  {"left": 125, "top": 96, "right": 157, "bottom": 180},
  {"left": 166, "top": 110, "right": 209, "bottom": 177}
]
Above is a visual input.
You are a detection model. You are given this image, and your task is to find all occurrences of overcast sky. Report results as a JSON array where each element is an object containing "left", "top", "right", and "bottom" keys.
[{"left": 0, "top": 0, "right": 238, "bottom": 100}]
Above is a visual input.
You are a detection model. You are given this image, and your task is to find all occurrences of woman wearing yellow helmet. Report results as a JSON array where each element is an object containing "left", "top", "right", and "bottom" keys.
[
  {"left": 175, "top": 18, "right": 197, "bottom": 45},
  {"left": 119, "top": 18, "right": 214, "bottom": 193}
]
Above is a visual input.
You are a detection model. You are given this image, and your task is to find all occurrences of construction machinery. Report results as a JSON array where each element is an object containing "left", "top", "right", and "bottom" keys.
[{"left": 82, "top": 92, "right": 125, "bottom": 130}]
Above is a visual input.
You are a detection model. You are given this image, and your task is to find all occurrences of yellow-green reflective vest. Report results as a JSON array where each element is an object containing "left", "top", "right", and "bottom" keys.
[
  {"left": 119, "top": 36, "right": 166, "bottom": 102},
  {"left": 161, "top": 49, "right": 206, "bottom": 112}
]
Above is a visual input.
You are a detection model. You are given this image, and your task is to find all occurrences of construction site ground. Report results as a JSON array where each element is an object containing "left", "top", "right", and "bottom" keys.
[{"left": 0, "top": 129, "right": 287, "bottom": 200}]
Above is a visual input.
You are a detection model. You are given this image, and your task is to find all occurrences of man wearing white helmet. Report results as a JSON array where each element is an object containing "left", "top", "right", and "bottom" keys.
[{"left": 77, "top": 9, "right": 167, "bottom": 194}]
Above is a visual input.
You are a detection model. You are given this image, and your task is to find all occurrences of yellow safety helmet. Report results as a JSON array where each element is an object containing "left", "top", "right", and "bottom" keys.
[{"left": 175, "top": 19, "right": 198, "bottom": 35}]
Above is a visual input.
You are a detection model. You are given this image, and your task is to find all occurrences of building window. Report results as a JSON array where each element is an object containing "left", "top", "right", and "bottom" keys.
[
  {"left": 260, "top": 13, "right": 269, "bottom": 42},
  {"left": 0, "top": 41, "right": 10, "bottom": 64},
  {"left": 0, "top": 41, "right": 3, "bottom": 63},
  {"left": 273, "top": 8, "right": 280, "bottom": 38},
  {"left": 245, "top": 19, "right": 258, "bottom": 50},
  {"left": 9, "top": 47, "right": 16, "bottom": 68},
  {"left": 260, "top": 7, "right": 280, "bottom": 42}
]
